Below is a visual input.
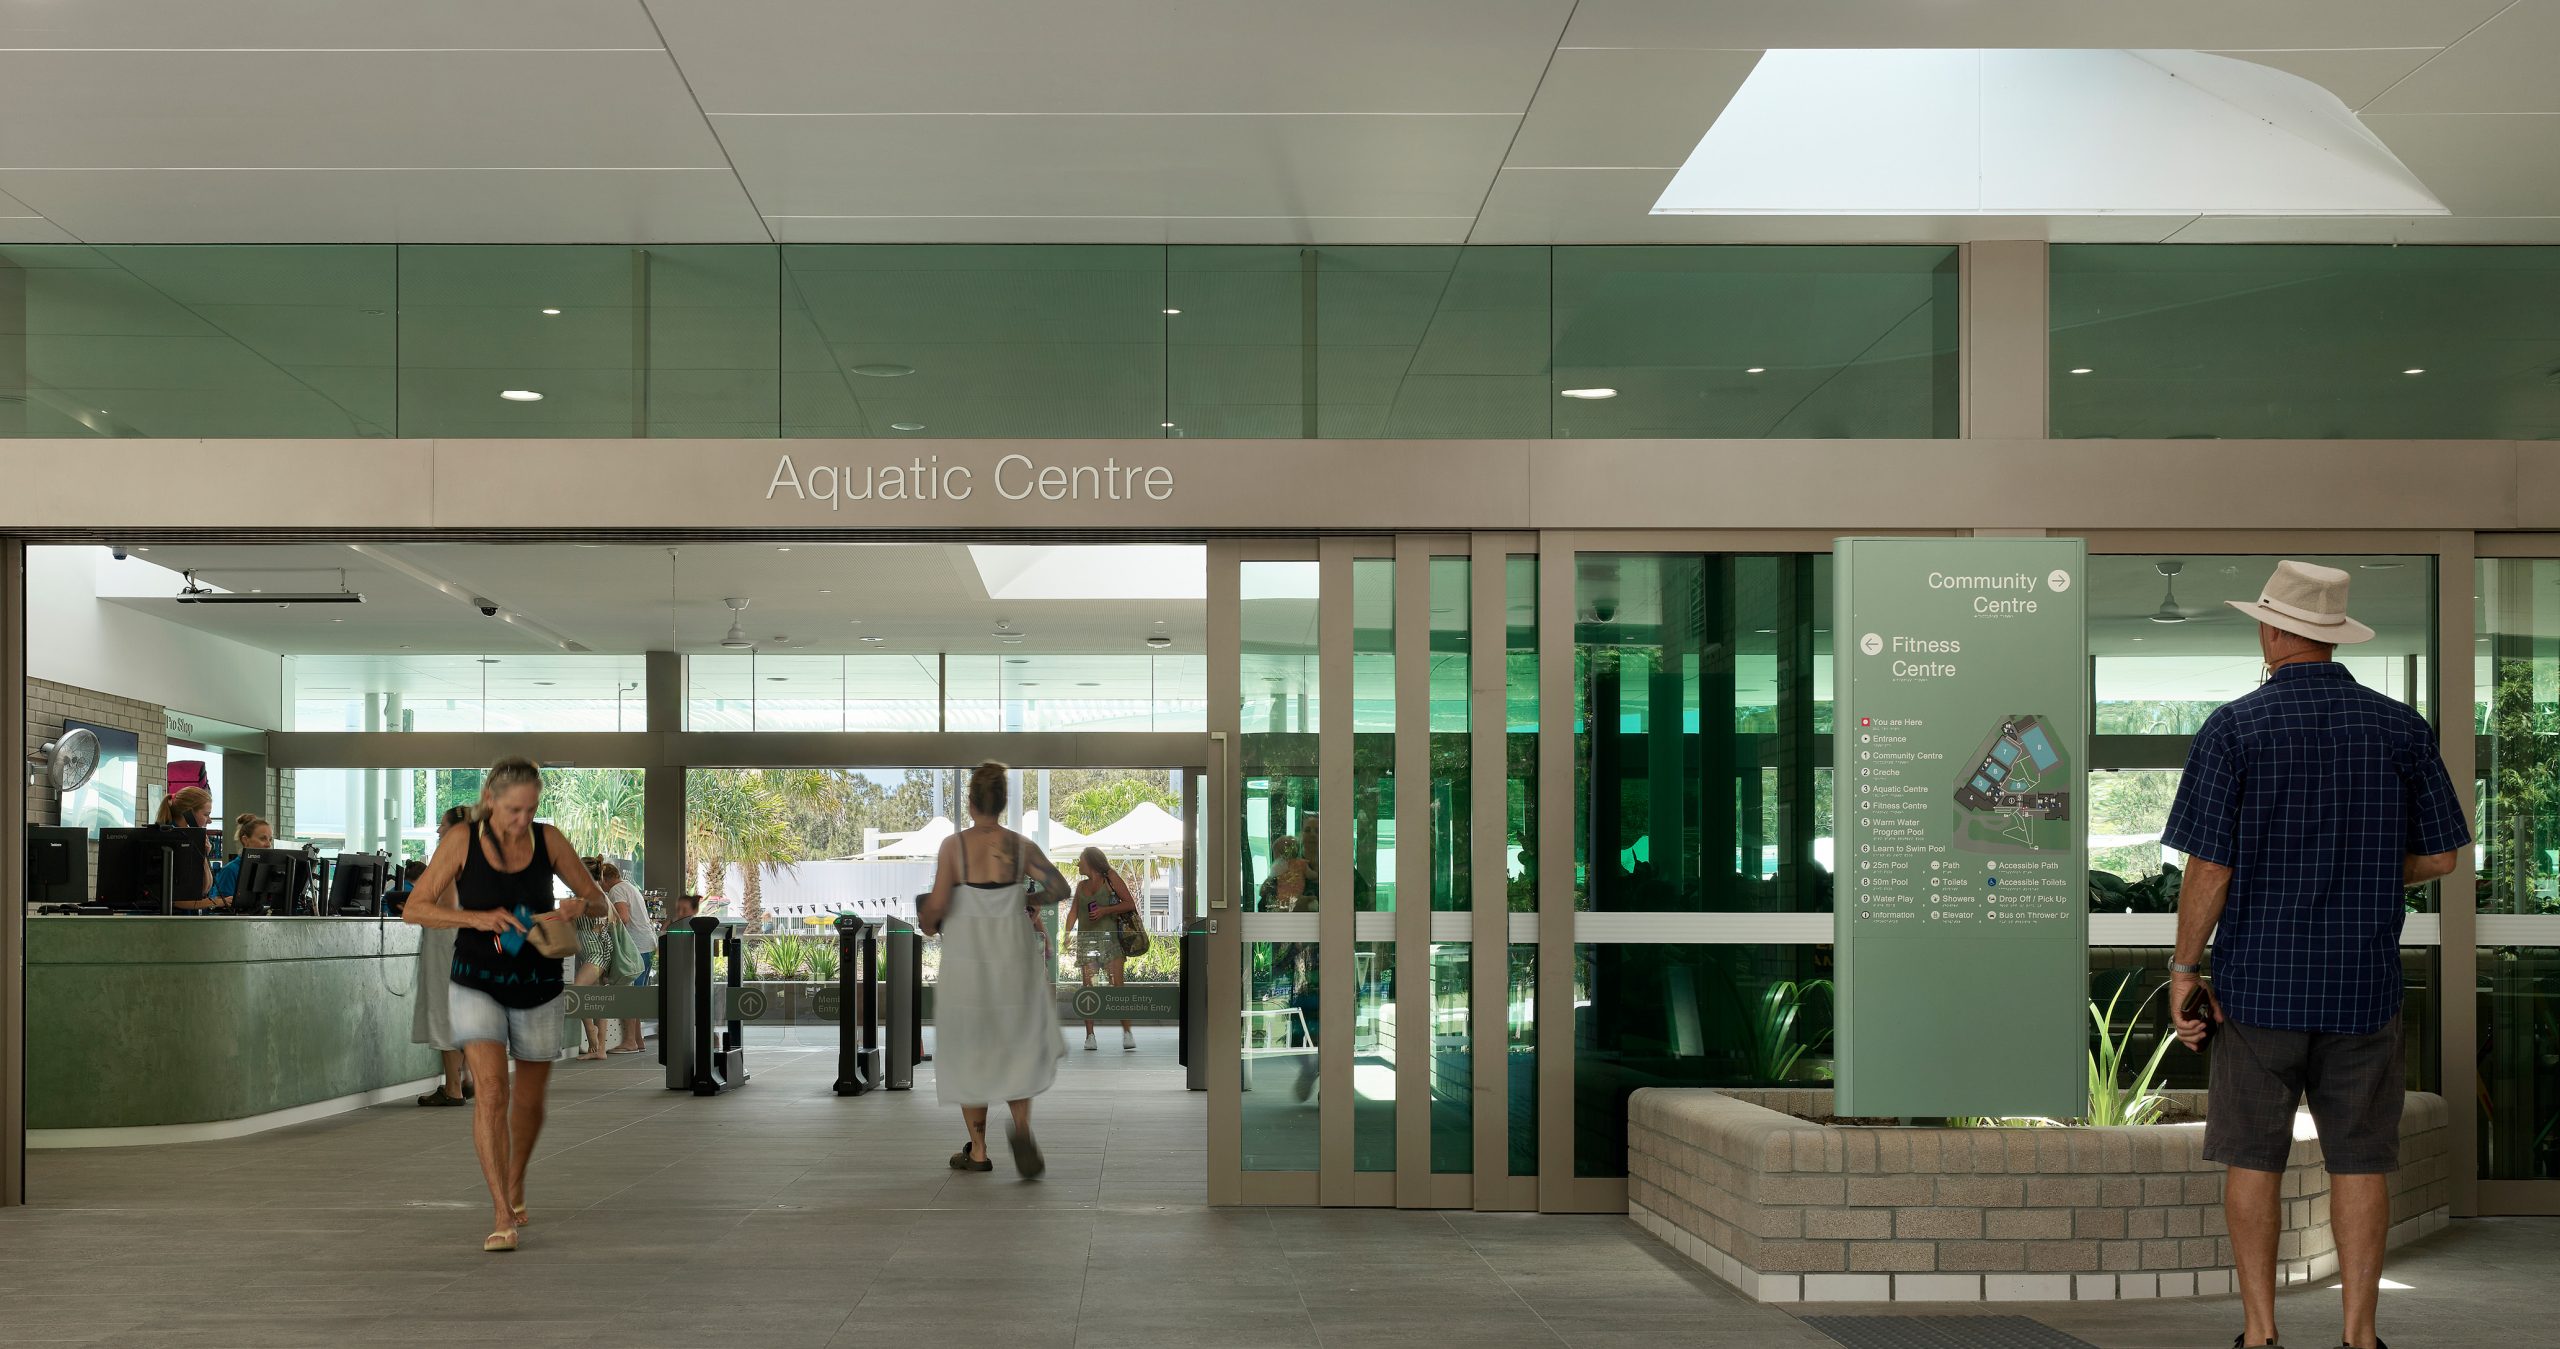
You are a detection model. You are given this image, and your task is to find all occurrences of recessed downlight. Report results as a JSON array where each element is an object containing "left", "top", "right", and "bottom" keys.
[
  {"left": 850, "top": 363, "right": 914, "bottom": 378},
  {"left": 860, "top": 635, "right": 884, "bottom": 643},
  {"left": 1163, "top": 307, "right": 1182, "bottom": 315},
  {"left": 2402, "top": 367, "right": 2426, "bottom": 375},
  {"left": 540, "top": 308, "right": 561, "bottom": 316},
  {"left": 2069, "top": 367, "right": 2093, "bottom": 375},
  {"left": 1161, "top": 421, "right": 1178, "bottom": 428},
  {"left": 1559, "top": 387, "right": 1617, "bottom": 399},
  {"left": 1745, "top": 367, "right": 1767, "bottom": 374},
  {"left": 889, "top": 422, "right": 926, "bottom": 432},
  {"left": 500, "top": 389, "right": 543, "bottom": 402},
  {"left": 1145, "top": 635, "right": 1173, "bottom": 649}
]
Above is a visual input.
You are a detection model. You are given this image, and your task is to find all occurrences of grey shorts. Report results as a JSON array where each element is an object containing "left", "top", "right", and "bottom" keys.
[
  {"left": 448, "top": 982, "right": 567, "bottom": 1063},
  {"left": 2204, "top": 1014, "right": 2404, "bottom": 1174}
]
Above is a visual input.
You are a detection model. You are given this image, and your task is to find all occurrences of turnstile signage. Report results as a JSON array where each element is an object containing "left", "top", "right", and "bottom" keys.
[{"left": 1833, "top": 537, "right": 2089, "bottom": 1118}]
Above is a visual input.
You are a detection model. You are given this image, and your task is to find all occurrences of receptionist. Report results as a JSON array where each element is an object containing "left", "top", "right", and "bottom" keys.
[
  {"left": 154, "top": 787, "right": 222, "bottom": 912},
  {"left": 210, "top": 813, "right": 273, "bottom": 904}
]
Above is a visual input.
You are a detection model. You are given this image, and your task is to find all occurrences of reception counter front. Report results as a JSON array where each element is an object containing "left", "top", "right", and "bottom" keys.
[{"left": 28, "top": 916, "right": 440, "bottom": 1141}]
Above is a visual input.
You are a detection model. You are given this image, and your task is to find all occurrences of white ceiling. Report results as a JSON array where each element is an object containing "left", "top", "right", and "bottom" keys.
[
  {"left": 85, "top": 541, "right": 1206, "bottom": 658},
  {"left": 4, "top": 0, "right": 2559, "bottom": 244}
]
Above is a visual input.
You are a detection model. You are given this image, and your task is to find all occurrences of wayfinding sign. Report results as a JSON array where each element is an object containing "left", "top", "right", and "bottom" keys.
[{"left": 1833, "top": 538, "right": 2089, "bottom": 1119}]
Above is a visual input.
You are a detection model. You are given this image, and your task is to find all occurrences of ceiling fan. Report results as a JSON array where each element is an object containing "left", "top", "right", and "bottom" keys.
[
  {"left": 719, "top": 598, "right": 756, "bottom": 650},
  {"left": 2145, "top": 560, "right": 2227, "bottom": 624},
  {"left": 24, "top": 725, "right": 100, "bottom": 791}
]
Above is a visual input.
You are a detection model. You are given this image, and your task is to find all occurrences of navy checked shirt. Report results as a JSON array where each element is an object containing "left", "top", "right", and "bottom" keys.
[{"left": 2160, "top": 661, "right": 2470, "bottom": 1034}]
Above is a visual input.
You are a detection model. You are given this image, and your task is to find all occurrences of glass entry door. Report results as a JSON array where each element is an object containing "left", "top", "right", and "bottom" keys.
[{"left": 1217, "top": 535, "right": 1538, "bottom": 1209}]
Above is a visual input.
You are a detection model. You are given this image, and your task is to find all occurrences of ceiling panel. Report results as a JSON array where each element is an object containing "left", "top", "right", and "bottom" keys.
[
  {"left": 0, "top": 0, "right": 660, "bottom": 48},
  {"left": 766, "top": 214, "right": 1477, "bottom": 245},
  {"left": 2363, "top": 2, "right": 2560, "bottom": 114},
  {"left": 1561, "top": 1, "right": 2512, "bottom": 52},
  {"left": 648, "top": 0, "right": 1571, "bottom": 114},
  {"left": 1503, "top": 48, "right": 1759, "bottom": 168},
  {"left": 0, "top": 169, "right": 767, "bottom": 243},
  {"left": 2200, "top": 47, "right": 2438, "bottom": 110},
  {"left": 0, "top": 51, "right": 727, "bottom": 169},
  {"left": 718, "top": 113, "right": 1518, "bottom": 220}
]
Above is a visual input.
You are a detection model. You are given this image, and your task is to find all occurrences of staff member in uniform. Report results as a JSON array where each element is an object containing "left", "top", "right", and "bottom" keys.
[
  {"left": 210, "top": 813, "right": 272, "bottom": 903},
  {"left": 154, "top": 787, "right": 220, "bottom": 912}
]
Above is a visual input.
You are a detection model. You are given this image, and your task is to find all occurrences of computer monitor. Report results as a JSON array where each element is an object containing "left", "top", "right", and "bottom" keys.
[
  {"left": 328, "top": 854, "right": 389, "bottom": 916},
  {"left": 235, "top": 848, "right": 315, "bottom": 916},
  {"left": 25, "top": 825, "right": 88, "bottom": 905},
  {"left": 96, "top": 827, "right": 207, "bottom": 913}
]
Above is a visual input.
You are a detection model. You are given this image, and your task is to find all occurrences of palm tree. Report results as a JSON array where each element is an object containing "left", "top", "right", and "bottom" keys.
[
  {"left": 541, "top": 769, "right": 646, "bottom": 867},
  {"left": 683, "top": 769, "right": 854, "bottom": 929}
]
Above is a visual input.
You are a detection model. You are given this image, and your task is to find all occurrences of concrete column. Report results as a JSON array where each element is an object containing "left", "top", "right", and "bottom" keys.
[
  {"left": 0, "top": 254, "right": 23, "bottom": 437},
  {"left": 644, "top": 650, "right": 684, "bottom": 898},
  {"left": 1960, "top": 240, "right": 2050, "bottom": 439}
]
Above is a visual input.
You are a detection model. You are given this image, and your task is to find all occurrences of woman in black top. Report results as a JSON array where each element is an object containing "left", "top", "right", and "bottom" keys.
[
  {"left": 154, "top": 787, "right": 220, "bottom": 912},
  {"left": 404, "top": 757, "right": 608, "bottom": 1252}
]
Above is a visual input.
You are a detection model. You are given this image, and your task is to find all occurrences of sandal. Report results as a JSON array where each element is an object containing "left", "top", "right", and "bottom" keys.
[
  {"left": 949, "top": 1140, "right": 992, "bottom": 1172},
  {"left": 483, "top": 1229, "right": 518, "bottom": 1253},
  {"left": 511, "top": 1204, "right": 529, "bottom": 1226},
  {"left": 416, "top": 1088, "right": 466, "bottom": 1108},
  {"left": 1007, "top": 1124, "right": 1045, "bottom": 1179}
]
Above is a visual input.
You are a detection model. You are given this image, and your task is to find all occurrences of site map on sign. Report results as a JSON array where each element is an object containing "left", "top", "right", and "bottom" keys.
[{"left": 1951, "top": 713, "right": 2071, "bottom": 854}]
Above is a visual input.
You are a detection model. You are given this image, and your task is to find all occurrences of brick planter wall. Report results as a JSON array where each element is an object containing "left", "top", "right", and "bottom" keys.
[{"left": 1627, "top": 1087, "right": 2450, "bottom": 1304}]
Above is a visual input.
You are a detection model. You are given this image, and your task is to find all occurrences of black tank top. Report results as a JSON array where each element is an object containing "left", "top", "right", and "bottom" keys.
[{"left": 450, "top": 821, "right": 564, "bottom": 1009}]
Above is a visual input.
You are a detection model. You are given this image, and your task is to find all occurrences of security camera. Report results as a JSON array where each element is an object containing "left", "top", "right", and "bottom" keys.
[
  {"left": 477, "top": 602, "right": 500, "bottom": 617},
  {"left": 110, "top": 547, "right": 128, "bottom": 561}
]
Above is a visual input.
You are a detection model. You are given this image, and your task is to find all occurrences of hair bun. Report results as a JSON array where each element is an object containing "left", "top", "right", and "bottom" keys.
[{"left": 966, "top": 760, "right": 1011, "bottom": 818}]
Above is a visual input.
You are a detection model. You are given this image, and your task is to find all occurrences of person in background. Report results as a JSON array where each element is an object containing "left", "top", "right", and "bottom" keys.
[
  {"left": 405, "top": 758, "right": 607, "bottom": 1252},
  {"left": 154, "top": 787, "right": 220, "bottom": 912},
  {"left": 1070, "top": 846, "right": 1139, "bottom": 1052},
  {"left": 599, "top": 862, "right": 654, "bottom": 1056},
  {"left": 413, "top": 806, "right": 474, "bottom": 1107},
  {"left": 571, "top": 857, "right": 619, "bottom": 1062},
  {"left": 920, "top": 762, "right": 1069, "bottom": 1177},
  {"left": 2163, "top": 561, "right": 2469, "bottom": 1349},
  {"left": 210, "top": 813, "right": 271, "bottom": 903}
]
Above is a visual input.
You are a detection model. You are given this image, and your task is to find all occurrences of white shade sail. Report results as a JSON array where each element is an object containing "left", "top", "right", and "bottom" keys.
[{"left": 1083, "top": 800, "right": 1187, "bottom": 853}]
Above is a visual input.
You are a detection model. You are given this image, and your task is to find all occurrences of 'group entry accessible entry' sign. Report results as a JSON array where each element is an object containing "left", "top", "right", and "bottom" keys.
[{"left": 1833, "top": 537, "right": 2089, "bottom": 1119}]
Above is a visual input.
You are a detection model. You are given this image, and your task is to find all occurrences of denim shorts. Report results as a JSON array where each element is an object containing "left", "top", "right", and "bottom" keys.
[
  {"left": 447, "top": 982, "right": 567, "bottom": 1062},
  {"left": 2204, "top": 1014, "right": 2404, "bottom": 1174}
]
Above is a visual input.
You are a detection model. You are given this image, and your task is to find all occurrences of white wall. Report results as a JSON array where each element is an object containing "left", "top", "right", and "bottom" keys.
[{"left": 28, "top": 547, "right": 283, "bottom": 731}]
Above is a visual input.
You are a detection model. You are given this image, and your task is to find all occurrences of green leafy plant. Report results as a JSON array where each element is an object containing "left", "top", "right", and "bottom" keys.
[
  {"left": 2086, "top": 981, "right": 2178, "bottom": 1127},
  {"left": 758, "top": 935, "right": 811, "bottom": 980},
  {"left": 806, "top": 942, "right": 841, "bottom": 982},
  {"left": 1741, "top": 978, "right": 1834, "bottom": 1083}
]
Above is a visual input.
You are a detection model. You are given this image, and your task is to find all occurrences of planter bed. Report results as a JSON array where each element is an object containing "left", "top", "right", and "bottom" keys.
[{"left": 1627, "top": 1087, "right": 2449, "bottom": 1304}]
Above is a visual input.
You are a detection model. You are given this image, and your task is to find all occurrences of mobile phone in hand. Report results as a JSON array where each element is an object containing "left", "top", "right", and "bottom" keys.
[{"left": 2181, "top": 984, "right": 2216, "bottom": 1048}]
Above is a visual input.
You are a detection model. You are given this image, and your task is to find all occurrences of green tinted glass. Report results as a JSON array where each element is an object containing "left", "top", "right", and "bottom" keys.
[{"left": 2053, "top": 245, "right": 2560, "bottom": 440}]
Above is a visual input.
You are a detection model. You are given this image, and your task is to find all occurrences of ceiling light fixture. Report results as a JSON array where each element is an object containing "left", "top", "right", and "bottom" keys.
[
  {"left": 540, "top": 308, "right": 561, "bottom": 316},
  {"left": 719, "top": 597, "right": 755, "bottom": 650},
  {"left": 1745, "top": 367, "right": 1767, "bottom": 374},
  {"left": 1163, "top": 308, "right": 1181, "bottom": 315},
  {"left": 2402, "top": 367, "right": 2425, "bottom": 375},
  {"left": 2069, "top": 367, "right": 2093, "bottom": 375},
  {"left": 850, "top": 363, "right": 914, "bottom": 378},
  {"left": 860, "top": 635, "right": 884, "bottom": 644},
  {"left": 889, "top": 422, "right": 926, "bottom": 432},
  {"left": 1146, "top": 635, "right": 1173, "bottom": 649},
  {"left": 1559, "top": 388, "right": 1617, "bottom": 399},
  {"left": 500, "top": 389, "right": 543, "bottom": 402},
  {"left": 1161, "top": 421, "right": 1177, "bottom": 428}
]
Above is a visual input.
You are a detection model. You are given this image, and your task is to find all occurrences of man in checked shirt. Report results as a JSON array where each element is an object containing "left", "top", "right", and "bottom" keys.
[{"left": 2162, "top": 560, "right": 2469, "bottom": 1349}]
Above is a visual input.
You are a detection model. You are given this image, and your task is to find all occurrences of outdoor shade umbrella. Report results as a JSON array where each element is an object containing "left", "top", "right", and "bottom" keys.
[{"left": 1020, "top": 810, "right": 1094, "bottom": 854}]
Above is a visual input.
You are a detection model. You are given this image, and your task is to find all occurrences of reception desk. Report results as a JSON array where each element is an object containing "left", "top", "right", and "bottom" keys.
[{"left": 28, "top": 916, "right": 440, "bottom": 1137}]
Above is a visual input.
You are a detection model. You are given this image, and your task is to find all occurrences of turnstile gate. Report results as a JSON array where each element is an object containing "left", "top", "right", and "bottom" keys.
[{"left": 660, "top": 917, "right": 748, "bottom": 1095}]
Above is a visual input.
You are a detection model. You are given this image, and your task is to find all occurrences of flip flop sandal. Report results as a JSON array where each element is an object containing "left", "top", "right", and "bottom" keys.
[
  {"left": 1007, "top": 1124, "right": 1045, "bottom": 1179},
  {"left": 483, "top": 1229, "right": 518, "bottom": 1253},
  {"left": 949, "top": 1140, "right": 992, "bottom": 1172},
  {"left": 512, "top": 1204, "right": 529, "bottom": 1226}
]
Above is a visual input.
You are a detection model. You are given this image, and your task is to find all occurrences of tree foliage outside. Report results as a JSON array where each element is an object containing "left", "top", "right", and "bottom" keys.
[
  {"left": 1054, "top": 774, "right": 1180, "bottom": 835},
  {"left": 2088, "top": 769, "right": 2183, "bottom": 880},
  {"left": 2482, "top": 659, "right": 2560, "bottom": 915}
]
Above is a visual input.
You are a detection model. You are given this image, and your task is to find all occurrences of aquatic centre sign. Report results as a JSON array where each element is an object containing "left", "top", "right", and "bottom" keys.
[
  {"left": 1833, "top": 537, "right": 2089, "bottom": 1119},
  {"left": 767, "top": 452, "right": 1174, "bottom": 508}
]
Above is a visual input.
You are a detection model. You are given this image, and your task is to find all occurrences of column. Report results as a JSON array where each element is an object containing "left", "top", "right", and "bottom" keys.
[{"left": 644, "top": 650, "right": 684, "bottom": 898}]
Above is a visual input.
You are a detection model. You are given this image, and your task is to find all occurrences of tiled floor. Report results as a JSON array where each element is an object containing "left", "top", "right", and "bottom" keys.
[{"left": 4, "top": 1027, "right": 2552, "bottom": 1348}]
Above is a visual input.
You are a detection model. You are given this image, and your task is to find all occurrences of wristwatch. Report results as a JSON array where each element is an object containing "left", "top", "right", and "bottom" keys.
[{"left": 2166, "top": 959, "right": 2205, "bottom": 975}]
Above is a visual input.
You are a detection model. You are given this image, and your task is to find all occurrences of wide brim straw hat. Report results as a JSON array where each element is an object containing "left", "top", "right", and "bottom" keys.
[{"left": 2226, "top": 559, "right": 2375, "bottom": 645}]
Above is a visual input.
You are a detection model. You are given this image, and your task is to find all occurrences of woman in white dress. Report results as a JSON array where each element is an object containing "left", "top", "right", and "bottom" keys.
[{"left": 920, "top": 761, "right": 1070, "bottom": 1177}]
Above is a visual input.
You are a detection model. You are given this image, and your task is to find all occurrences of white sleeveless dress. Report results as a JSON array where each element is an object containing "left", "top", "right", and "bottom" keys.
[{"left": 933, "top": 832, "right": 1063, "bottom": 1107}]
